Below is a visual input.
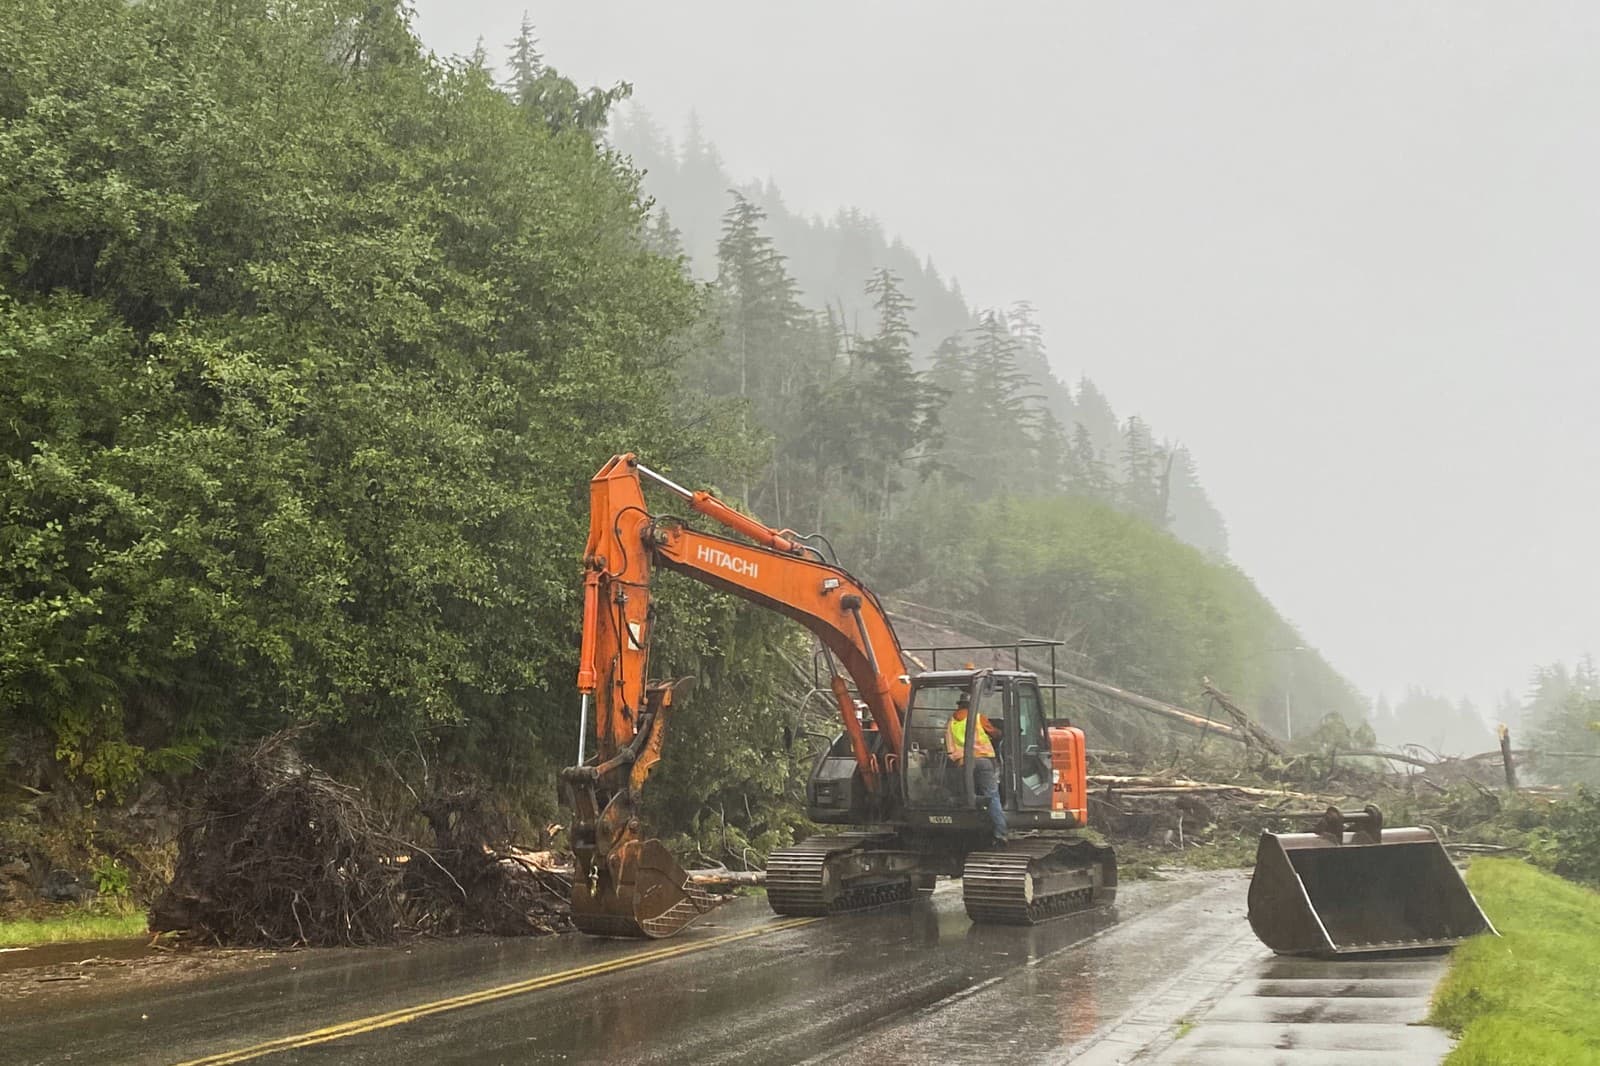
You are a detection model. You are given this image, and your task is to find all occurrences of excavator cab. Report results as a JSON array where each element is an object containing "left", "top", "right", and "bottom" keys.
[
  {"left": 894, "top": 671, "right": 1089, "bottom": 835},
  {"left": 901, "top": 679, "right": 981, "bottom": 812},
  {"left": 782, "top": 666, "right": 1114, "bottom": 923}
]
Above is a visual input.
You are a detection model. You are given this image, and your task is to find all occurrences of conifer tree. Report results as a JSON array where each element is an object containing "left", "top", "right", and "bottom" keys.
[
  {"left": 505, "top": 14, "right": 543, "bottom": 94},
  {"left": 847, "top": 270, "right": 941, "bottom": 551},
  {"left": 1119, "top": 416, "right": 1168, "bottom": 527},
  {"left": 1064, "top": 423, "right": 1115, "bottom": 502},
  {"left": 710, "top": 192, "right": 831, "bottom": 521},
  {"left": 504, "top": 16, "right": 629, "bottom": 136},
  {"left": 645, "top": 209, "right": 685, "bottom": 262},
  {"left": 1165, "top": 447, "right": 1229, "bottom": 556}
]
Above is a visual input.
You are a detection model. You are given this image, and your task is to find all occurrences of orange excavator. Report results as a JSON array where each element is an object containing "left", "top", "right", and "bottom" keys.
[{"left": 560, "top": 454, "right": 1116, "bottom": 938}]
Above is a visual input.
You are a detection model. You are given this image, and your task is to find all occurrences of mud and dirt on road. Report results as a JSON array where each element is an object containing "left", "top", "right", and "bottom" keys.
[{"left": 0, "top": 937, "right": 283, "bottom": 1005}]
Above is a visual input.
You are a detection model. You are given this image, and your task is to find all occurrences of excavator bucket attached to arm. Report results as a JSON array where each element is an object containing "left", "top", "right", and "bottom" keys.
[
  {"left": 1247, "top": 805, "right": 1496, "bottom": 956},
  {"left": 567, "top": 835, "right": 717, "bottom": 939},
  {"left": 562, "top": 677, "right": 718, "bottom": 939}
]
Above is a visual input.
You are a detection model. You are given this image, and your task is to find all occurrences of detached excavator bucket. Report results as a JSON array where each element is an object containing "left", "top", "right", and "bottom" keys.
[
  {"left": 570, "top": 837, "right": 718, "bottom": 939},
  {"left": 1248, "top": 806, "right": 1495, "bottom": 956}
]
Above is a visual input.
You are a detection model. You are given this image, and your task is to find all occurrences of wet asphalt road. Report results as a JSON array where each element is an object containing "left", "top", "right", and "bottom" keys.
[{"left": 3, "top": 870, "right": 1267, "bottom": 1066}]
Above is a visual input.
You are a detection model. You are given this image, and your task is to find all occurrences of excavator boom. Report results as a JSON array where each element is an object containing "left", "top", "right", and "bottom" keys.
[{"left": 562, "top": 454, "right": 912, "bottom": 937}]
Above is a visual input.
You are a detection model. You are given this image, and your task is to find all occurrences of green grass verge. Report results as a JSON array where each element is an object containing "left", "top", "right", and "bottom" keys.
[
  {"left": 1432, "top": 858, "right": 1600, "bottom": 1065},
  {"left": 0, "top": 910, "right": 149, "bottom": 948}
]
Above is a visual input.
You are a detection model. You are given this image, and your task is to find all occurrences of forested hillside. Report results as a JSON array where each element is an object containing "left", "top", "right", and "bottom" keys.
[
  {"left": 608, "top": 103, "right": 1231, "bottom": 559},
  {"left": 1, "top": 3, "right": 1366, "bottom": 876}
]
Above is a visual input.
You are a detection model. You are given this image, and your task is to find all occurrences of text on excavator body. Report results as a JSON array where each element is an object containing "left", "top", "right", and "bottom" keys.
[{"left": 697, "top": 544, "right": 759, "bottom": 579}]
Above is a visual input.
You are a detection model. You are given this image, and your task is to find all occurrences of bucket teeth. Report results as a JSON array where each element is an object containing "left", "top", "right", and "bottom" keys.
[{"left": 570, "top": 838, "right": 720, "bottom": 939}]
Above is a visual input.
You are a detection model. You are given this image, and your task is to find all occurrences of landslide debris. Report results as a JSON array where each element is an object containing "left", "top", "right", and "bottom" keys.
[{"left": 150, "top": 734, "right": 571, "bottom": 947}]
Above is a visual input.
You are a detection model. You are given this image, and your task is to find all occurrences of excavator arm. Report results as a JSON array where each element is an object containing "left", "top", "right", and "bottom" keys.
[{"left": 562, "top": 454, "right": 911, "bottom": 937}]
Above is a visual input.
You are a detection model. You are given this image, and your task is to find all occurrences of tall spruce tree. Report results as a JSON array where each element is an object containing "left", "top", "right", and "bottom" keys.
[
  {"left": 1119, "top": 416, "right": 1168, "bottom": 527},
  {"left": 505, "top": 16, "right": 630, "bottom": 136},
  {"left": 847, "top": 270, "right": 942, "bottom": 556}
]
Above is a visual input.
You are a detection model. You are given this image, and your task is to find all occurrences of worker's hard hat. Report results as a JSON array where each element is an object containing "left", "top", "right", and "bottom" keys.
[{"left": 956, "top": 692, "right": 970, "bottom": 706}]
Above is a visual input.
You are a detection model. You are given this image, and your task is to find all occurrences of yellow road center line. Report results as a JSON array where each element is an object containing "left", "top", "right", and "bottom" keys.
[{"left": 172, "top": 917, "right": 819, "bottom": 1066}]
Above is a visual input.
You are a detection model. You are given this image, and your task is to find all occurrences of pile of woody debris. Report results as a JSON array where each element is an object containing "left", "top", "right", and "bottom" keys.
[{"left": 150, "top": 734, "right": 574, "bottom": 947}]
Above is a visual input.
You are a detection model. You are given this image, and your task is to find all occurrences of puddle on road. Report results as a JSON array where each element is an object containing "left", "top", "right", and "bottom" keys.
[
  {"left": 814, "top": 871, "right": 1253, "bottom": 1065},
  {"left": 0, "top": 936, "right": 159, "bottom": 975}
]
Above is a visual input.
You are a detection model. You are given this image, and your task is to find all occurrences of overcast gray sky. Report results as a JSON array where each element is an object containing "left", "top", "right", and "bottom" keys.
[{"left": 412, "top": 2, "right": 1598, "bottom": 715}]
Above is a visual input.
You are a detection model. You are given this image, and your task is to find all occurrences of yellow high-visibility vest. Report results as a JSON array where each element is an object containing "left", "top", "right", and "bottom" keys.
[{"left": 947, "top": 712, "right": 995, "bottom": 761}]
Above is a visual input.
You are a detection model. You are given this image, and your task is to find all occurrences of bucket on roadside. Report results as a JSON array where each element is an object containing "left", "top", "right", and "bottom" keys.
[{"left": 1247, "top": 805, "right": 1496, "bottom": 956}]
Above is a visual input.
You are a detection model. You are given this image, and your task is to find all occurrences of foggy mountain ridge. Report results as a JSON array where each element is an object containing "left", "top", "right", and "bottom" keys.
[
  {"left": 601, "top": 84, "right": 1586, "bottom": 759},
  {"left": 405, "top": 2, "right": 1600, "bottom": 746},
  {"left": 397, "top": 6, "right": 1599, "bottom": 757},
  {"left": 609, "top": 105, "right": 1231, "bottom": 560}
]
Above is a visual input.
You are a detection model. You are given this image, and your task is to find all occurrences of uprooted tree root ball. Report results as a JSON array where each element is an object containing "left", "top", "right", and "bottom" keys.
[{"left": 150, "top": 734, "right": 570, "bottom": 947}]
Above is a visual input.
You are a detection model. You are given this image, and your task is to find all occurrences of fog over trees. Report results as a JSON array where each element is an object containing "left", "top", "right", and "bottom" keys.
[{"left": 412, "top": 3, "right": 1599, "bottom": 760}]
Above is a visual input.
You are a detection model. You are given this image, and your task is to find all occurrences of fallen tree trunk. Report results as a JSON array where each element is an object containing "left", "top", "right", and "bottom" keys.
[
  {"left": 1054, "top": 673, "right": 1245, "bottom": 742},
  {"left": 688, "top": 870, "right": 766, "bottom": 888},
  {"left": 1089, "top": 775, "right": 1323, "bottom": 801},
  {"left": 1199, "top": 680, "right": 1285, "bottom": 755},
  {"left": 1329, "top": 748, "right": 1445, "bottom": 769}
]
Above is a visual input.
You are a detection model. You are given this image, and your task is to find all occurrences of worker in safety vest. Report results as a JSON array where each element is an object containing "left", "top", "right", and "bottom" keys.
[{"left": 946, "top": 693, "right": 1007, "bottom": 845}]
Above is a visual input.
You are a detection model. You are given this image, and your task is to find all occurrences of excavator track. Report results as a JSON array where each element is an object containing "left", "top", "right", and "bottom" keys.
[
  {"left": 766, "top": 833, "right": 916, "bottom": 916},
  {"left": 962, "top": 837, "right": 1117, "bottom": 924}
]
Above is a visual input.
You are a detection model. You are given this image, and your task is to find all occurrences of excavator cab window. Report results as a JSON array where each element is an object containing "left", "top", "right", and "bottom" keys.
[
  {"left": 1014, "top": 680, "right": 1053, "bottom": 810},
  {"left": 903, "top": 683, "right": 969, "bottom": 809}
]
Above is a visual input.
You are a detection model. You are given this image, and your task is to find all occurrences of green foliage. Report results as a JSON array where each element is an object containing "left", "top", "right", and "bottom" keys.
[
  {"left": 1534, "top": 788, "right": 1600, "bottom": 888},
  {"left": 0, "top": 0, "right": 721, "bottom": 806},
  {"left": 1303, "top": 711, "right": 1378, "bottom": 753},
  {"left": 503, "top": 14, "right": 631, "bottom": 136},
  {"left": 0, "top": 0, "right": 1365, "bottom": 860},
  {"left": 91, "top": 855, "right": 131, "bottom": 899},
  {"left": 878, "top": 491, "right": 1364, "bottom": 732},
  {"left": 1432, "top": 858, "right": 1600, "bottom": 1065},
  {"left": 641, "top": 574, "right": 814, "bottom": 865}
]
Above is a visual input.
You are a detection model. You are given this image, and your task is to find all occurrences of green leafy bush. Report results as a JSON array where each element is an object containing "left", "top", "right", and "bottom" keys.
[
  {"left": 1539, "top": 788, "right": 1600, "bottom": 888},
  {"left": 91, "top": 856, "right": 131, "bottom": 899}
]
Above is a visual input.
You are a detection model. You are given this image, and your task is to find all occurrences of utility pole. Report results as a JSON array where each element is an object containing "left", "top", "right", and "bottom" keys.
[
  {"left": 1242, "top": 644, "right": 1308, "bottom": 743},
  {"left": 1283, "top": 645, "right": 1305, "bottom": 742},
  {"left": 1285, "top": 681, "right": 1292, "bottom": 742}
]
